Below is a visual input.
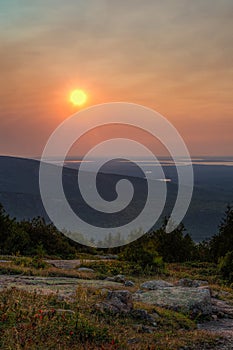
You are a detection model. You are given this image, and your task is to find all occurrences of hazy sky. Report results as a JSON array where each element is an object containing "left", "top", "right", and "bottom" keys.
[{"left": 0, "top": 0, "right": 232, "bottom": 157}]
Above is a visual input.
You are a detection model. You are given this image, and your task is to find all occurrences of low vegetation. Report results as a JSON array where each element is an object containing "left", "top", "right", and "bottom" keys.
[
  {"left": 0, "top": 285, "right": 220, "bottom": 350},
  {"left": 0, "top": 203, "right": 232, "bottom": 348}
]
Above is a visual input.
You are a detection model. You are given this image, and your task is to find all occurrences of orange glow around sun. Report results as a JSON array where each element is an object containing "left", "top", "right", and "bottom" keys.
[{"left": 70, "top": 89, "right": 87, "bottom": 106}]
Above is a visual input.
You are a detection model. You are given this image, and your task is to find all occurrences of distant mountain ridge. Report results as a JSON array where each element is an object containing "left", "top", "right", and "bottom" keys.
[{"left": 0, "top": 156, "right": 232, "bottom": 242}]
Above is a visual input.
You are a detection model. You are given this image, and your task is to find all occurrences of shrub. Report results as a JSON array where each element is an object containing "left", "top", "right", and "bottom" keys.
[
  {"left": 81, "top": 260, "right": 143, "bottom": 276},
  {"left": 218, "top": 250, "right": 233, "bottom": 283},
  {"left": 119, "top": 239, "right": 164, "bottom": 273},
  {"left": 149, "top": 221, "right": 198, "bottom": 263},
  {"left": 13, "top": 256, "right": 48, "bottom": 269}
]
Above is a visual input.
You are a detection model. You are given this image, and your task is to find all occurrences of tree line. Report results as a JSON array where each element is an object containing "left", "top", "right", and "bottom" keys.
[{"left": 0, "top": 203, "right": 232, "bottom": 282}]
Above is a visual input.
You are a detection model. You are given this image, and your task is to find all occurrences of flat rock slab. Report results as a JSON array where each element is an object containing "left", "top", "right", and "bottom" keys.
[
  {"left": 134, "top": 287, "right": 212, "bottom": 316},
  {"left": 44, "top": 259, "right": 97, "bottom": 269},
  {"left": 0, "top": 275, "right": 121, "bottom": 300},
  {"left": 198, "top": 310, "right": 233, "bottom": 350},
  {"left": 198, "top": 319, "right": 233, "bottom": 336},
  {"left": 77, "top": 267, "right": 95, "bottom": 272},
  {"left": 45, "top": 259, "right": 115, "bottom": 270},
  {"left": 211, "top": 298, "right": 233, "bottom": 318}
]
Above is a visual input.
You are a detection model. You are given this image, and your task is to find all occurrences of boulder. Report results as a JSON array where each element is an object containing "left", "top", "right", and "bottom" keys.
[
  {"left": 114, "top": 275, "right": 126, "bottom": 283},
  {"left": 134, "top": 287, "right": 212, "bottom": 316},
  {"left": 125, "top": 280, "right": 135, "bottom": 287},
  {"left": 140, "top": 280, "right": 173, "bottom": 290},
  {"left": 105, "top": 274, "right": 125, "bottom": 283},
  {"left": 176, "top": 278, "right": 208, "bottom": 288},
  {"left": 96, "top": 290, "right": 133, "bottom": 314}
]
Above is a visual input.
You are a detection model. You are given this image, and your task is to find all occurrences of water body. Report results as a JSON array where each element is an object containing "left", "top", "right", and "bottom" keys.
[{"left": 55, "top": 156, "right": 233, "bottom": 241}]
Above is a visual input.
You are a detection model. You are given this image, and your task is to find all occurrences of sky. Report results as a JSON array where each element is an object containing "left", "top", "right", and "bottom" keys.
[{"left": 0, "top": 0, "right": 232, "bottom": 157}]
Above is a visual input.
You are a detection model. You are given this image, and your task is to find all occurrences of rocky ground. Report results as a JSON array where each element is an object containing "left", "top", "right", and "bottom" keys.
[{"left": 0, "top": 258, "right": 232, "bottom": 349}]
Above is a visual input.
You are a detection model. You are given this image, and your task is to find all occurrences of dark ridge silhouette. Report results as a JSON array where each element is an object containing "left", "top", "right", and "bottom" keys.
[{"left": 0, "top": 155, "right": 232, "bottom": 241}]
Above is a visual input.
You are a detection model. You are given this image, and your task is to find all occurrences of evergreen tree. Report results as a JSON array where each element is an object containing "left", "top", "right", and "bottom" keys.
[{"left": 210, "top": 205, "right": 233, "bottom": 261}]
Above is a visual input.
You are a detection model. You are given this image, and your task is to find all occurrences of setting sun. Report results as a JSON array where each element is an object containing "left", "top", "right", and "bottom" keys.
[{"left": 70, "top": 89, "right": 87, "bottom": 106}]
